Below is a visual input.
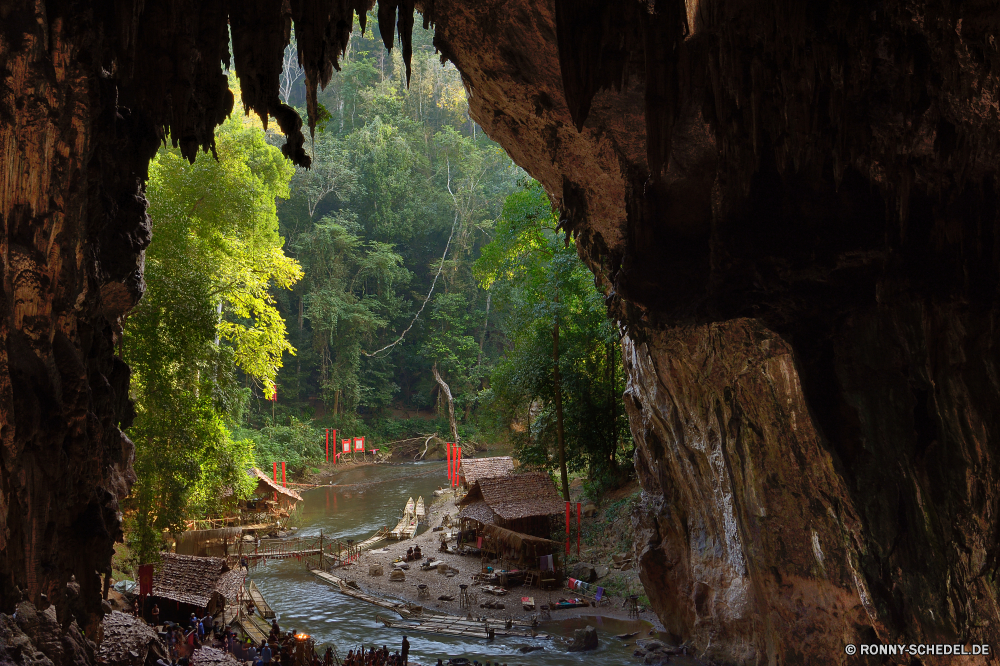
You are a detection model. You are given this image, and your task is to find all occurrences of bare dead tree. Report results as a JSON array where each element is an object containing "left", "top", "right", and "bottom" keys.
[
  {"left": 279, "top": 42, "right": 304, "bottom": 105},
  {"left": 432, "top": 362, "right": 460, "bottom": 447}
]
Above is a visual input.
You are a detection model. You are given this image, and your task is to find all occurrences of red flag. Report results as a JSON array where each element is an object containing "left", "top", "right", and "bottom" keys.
[
  {"left": 447, "top": 443, "right": 452, "bottom": 483},
  {"left": 138, "top": 564, "right": 154, "bottom": 596}
]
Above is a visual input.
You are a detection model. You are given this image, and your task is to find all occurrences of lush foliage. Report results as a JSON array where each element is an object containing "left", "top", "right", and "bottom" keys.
[
  {"left": 125, "top": 16, "right": 635, "bottom": 560},
  {"left": 123, "top": 105, "right": 301, "bottom": 562},
  {"left": 475, "top": 181, "right": 633, "bottom": 493}
]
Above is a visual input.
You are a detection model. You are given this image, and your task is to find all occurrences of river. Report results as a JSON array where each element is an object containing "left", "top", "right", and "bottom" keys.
[{"left": 246, "top": 461, "right": 656, "bottom": 665}]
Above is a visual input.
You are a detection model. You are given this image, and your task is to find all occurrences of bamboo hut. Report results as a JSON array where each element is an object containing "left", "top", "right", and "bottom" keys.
[
  {"left": 458, "top": 456, "right": 515, "bottom": 490},
  {"left": 477, "top": 523, "right": 561, "bottom": 568},
  {"left": 150, "top": 553, "right": 231, "bottom": 620},
  {"left": 237, "top": 468, "right": 304, "bottom": 530},
  {"left": 457, "top": 472, "right": 565, "bottom": 539}
]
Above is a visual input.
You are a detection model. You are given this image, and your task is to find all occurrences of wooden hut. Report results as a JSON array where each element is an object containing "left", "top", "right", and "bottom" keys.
[
  {"left": 457, "top": 471, "right": 565, "bottom": 539},
  {"left": 237, "top": 468, "right": 303, "bottom": 530},
  {"left": 150, "top": 553, "right": 231, "bottom": 620},
  {"left": 458, "top": 456, "right": 515, "bottom": 490},
  {"left": 477, "top": 523, "right": 561, "bottom": 569}
]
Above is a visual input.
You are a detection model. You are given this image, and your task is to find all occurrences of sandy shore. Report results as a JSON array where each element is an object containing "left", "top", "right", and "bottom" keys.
[{"left": 330, "top": 490, "right": 661, "bottom": 629}]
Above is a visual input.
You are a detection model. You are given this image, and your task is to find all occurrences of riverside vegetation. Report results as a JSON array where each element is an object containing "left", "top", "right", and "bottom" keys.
[{"left": 121, "top": 14, "right": 634, "bottom": 566}]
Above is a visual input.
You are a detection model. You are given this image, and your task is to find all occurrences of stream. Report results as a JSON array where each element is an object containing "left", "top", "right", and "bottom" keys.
[{"left": 246, "top": 461, "right": 657, "bottom": 665}]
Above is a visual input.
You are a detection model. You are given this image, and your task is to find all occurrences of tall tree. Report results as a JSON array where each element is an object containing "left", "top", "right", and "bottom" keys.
[{"left": 124, "top": 103, "right": 301, "bottom": 562}]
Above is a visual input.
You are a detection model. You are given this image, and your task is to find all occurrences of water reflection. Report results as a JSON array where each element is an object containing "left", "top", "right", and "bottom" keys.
[{"left": 249, "top": 462, "right": 648, "bottom": 665}]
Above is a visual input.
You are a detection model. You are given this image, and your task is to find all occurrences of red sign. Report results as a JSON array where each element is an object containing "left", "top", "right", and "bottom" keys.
[
  {"left": 354, "top": 437, "right": 364, "bottom": 452},
  {"left": 342, "top": 439, "right": 350, "bottom": 453},
  {"left": 138, "top": 564, "right": 154, "bottom": 596}
]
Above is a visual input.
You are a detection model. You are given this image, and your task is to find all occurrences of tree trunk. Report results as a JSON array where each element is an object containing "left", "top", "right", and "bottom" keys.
[
  {"left": 553, "top": 317, "right": 569, "bottom": 501},
  {"left": 432, "top": 362, "right": 460, "bottom": 446}
]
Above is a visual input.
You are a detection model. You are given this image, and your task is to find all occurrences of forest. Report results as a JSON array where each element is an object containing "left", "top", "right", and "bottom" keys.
[{"left": 122, "top": 16, "right": 633, "bottom": 562}]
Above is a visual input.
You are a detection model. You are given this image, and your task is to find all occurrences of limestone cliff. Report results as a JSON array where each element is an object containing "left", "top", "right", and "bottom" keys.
[{"left": 3, "top": 0, "right": 1000, "bottom": 664}]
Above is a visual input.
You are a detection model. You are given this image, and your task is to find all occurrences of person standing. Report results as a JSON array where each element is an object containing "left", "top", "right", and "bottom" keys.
[
  {"left": 151, "top": 604, "right": 160, "bottom": 626},
  {"left": 400, "top": 636, "right": 409, "bottom": 666},
  {"left": 260, "top": 640, "right": 272, "bottom": 666}
]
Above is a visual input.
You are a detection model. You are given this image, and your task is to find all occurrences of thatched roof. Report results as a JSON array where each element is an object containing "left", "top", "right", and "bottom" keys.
[
  {"left": 214, "top": 569, "right": 245, "bottom": 604},
  {"left": 152, "top": 553, "right": 229, "bottom": 607},
  {"left": 480, "top": 523, "right": 561, "bottom": 550},
  {"left": 458, "top": 500, "right": 497, "bottom": 525},
  {"left": 99, "top": 611, "right": 167, "bottom": 666},
  {"left": 459, "top": 456, "right": 514, "bottom": 486},
  {"left": 190, "top": 647, "right": 242, "bottom": 666},
  {"left": 459, "top": 472, "right": 565, "bottom": 520},
  {"left": 250, "top": 467, "right": 303, "bottom": 502}
]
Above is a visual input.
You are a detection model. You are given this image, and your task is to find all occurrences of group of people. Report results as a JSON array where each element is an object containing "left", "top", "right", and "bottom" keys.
[
  {"left": 341, "top": 637, "right": 409, "bottom": 666},
  {"left": 403, "top": 545, "right": 422, "bottom": 562}
]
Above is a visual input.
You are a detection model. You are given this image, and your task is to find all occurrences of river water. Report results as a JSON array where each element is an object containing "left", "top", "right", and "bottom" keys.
[{"left": 247, "top": 461, "right": 655, "bottom": 665}]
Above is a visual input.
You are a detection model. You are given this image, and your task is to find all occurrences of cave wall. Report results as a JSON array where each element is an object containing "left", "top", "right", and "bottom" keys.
[
  {"left": 4, "top": 0, "right": 1000, "bottom": 663},
  {"left": 421, "top": 0, "right": 1000, "bottom": 663}
]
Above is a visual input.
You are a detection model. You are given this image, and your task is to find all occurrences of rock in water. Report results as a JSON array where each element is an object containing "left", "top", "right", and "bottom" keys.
[{"left": 567, "top": 625, "right": 598, "bottom": 652}]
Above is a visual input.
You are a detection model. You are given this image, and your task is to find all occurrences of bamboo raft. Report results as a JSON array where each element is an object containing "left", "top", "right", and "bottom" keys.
[
  {"left": 233, "top": 611, "right": 270, "bottom": 644},
  {"left": 354, "top": 526, "right": 390, "bottom": 550},
  {"left": 389, "top": 497, "right": 418, "bottom": 539},
  {"left": 375, "top": 615, "right": 549, "bottom": 640},
  {"left": 415, "top": 496, "right": 425, "bottom": 521},
  {"left": 308, "top": 568, "right": 428, "bottom": 617}
]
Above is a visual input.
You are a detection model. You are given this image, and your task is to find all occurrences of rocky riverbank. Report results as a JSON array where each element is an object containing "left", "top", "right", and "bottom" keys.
[{"left": 339, "top": 489, "right": 661, "bottom": 629}]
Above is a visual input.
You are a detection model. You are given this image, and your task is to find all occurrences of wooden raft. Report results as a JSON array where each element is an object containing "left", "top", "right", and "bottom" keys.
[
  {"left": 389, "top": 497, "right": 418, "bottom": 539},
  {"left": 376, "top": 615, "right": 549, "bottom": 640}
]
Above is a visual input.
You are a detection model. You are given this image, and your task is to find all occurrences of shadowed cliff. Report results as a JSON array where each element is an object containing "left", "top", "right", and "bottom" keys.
[{"left": 3, "top": 1, "right": 1000, "bottom": 663}]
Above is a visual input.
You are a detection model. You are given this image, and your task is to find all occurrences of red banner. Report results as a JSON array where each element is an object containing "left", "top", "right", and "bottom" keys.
[
  {"left": 138, "top": 564, "right": 154, "bottom": 596},
  {"left": 282, "top": 461, "right": 286, "bottom": 487},
  {"left": 456, "top": 446, "right": 462, "bottom": 486},
  {"left": 325, "top": 429, "right": 329, "bottom": 462},
  {"left": 446, "top": 442, "right": 452, "bottom": 483}
]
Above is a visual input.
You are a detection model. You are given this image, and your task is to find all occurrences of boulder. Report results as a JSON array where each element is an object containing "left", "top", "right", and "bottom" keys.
[
  {"left": 368, "top": 565, "right": 384, "bottom": 577},
  {"left": 582, "top": 503, "right": 598, "bottom": 517},
  {"left": 389, "top": 569, "right": 405, "bottom": 582},
  {"left": 594, "top": 565, "right": 609, "bottom": 580},
  {"left": 567, "top": 625, "right": 599, "bottom": 652},
  {"left": 569, "top": 562, "right": 597, "bottom": 583}
]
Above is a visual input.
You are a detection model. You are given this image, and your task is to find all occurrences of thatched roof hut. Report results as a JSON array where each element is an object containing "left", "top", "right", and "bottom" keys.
[
  {"left": 458, "top": 471, "right": 565, "bottom": 538},
  {"left": 151, "top": 553, "right": 229, "bottom": 612},
  {"left": 250, "top": 467, "right": 303, "bottom": 502},
  {"left": 458, "top": 456, "right": 515, "bottom": 488},
  {"left": 99, "top": 611, "right": 168, "bottom": 666}
]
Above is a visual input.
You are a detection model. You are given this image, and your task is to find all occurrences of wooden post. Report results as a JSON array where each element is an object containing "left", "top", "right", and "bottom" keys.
[{"left": 320, "top": 531, "right": 324, "bottom": 570}]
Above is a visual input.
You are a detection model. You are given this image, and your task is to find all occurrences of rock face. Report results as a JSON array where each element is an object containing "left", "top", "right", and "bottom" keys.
[
  {"left": 421, "top": 1, "right": 1000, "bottom": 664},
  {"left": 4, "top": 0, "right": 1000, "bottom": 664}
]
